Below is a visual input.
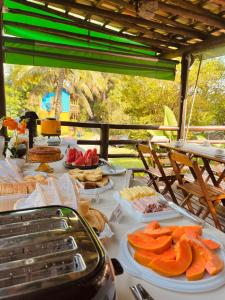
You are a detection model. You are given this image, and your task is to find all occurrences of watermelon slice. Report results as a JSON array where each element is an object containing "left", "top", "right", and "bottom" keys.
[{"left": 75, "top": 156, "right": 85, "bottom": 166}]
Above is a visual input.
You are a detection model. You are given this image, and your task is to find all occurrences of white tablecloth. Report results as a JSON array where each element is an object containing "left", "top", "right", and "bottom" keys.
[{"left": 6, "top": 154, "right": 225, "bottom": 300}]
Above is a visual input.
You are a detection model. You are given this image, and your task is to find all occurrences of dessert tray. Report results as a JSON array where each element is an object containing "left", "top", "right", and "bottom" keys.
[{"left": 119, "top": 224, "right": 225, "bottom": 293}]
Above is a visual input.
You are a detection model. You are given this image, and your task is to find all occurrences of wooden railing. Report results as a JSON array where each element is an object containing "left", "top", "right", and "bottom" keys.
[{"left": 35, "top": 120, "right": 225, "bottom": 161}]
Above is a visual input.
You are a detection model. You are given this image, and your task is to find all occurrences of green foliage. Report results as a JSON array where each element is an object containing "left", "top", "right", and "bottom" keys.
[
  {"left": 4, "top": 57, "right": 225, "bottom": 142},
  {"left": 148, "top": 105, "right": 177, "bottom": 140}
]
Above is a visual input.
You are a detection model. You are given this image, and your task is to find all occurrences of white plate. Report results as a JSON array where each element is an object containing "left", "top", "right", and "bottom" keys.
[
  {"left": 119, "top": 225, "right": 225, "bottom": 293},
  {"left": 113, "top": 191, "right": 179, "bottom": 222},
  {"left": 80, "top": 179, "right": 114, "bottom": 195},
  {"left": 100, "top": 165, "right": 126, "bottom": 176}
]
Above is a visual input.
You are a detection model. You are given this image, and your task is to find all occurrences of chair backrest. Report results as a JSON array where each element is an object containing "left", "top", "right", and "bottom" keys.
[
  {"left": 169, "top": 150, "right": 208, "bottom": 191},
  {"left": 137, "top": 143, "right": 169, "bottom": 179},
  {"left": 170, "top": 151, "right": 193, "bottom": 168},
  {"left": 169, "top": 151, "right": 194, "bottom": 185},
  {"left": 136, "top": 144, "right": 152, "bottom": 170}
]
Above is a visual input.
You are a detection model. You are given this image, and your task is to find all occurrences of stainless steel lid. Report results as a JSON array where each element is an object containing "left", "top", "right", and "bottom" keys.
[{"left": 0, "top": 206, "right": 104, "bottom": 299}]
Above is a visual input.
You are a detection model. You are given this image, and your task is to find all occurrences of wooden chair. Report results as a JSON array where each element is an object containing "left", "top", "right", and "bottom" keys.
[
  {"left": 136, "top": 143, "right": 178, "bottom": 203},
  {"left": 169, "top": 150, "right": 225, "bottom": 230}
]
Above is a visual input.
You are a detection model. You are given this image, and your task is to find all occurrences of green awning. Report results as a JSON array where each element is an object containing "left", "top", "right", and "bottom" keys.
[{"left": 3, "top": 0, "right": 178, "bottom": 80}]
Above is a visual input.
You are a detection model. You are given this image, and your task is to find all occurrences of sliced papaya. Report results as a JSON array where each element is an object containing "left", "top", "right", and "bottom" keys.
[
  {"left": 144, "top": 227, "right": 172, "bottom": 238},
  {"left": 205, "top": 250, "right": 224, "bottom": 276},
  {"left": 202, "top": 239, "right": 221, "bottom": 250},
  {"left": 148, "top": 240, "right": 192, "bottom": 277},
  {"left": 172, "top": 226, "right": 202, "bottom": 243},
  {"left": 172, "top": 227, "right": 185, "bottom": 243},
  {"left": 182, "top": 234, "right": 224, "bottom": 277},
  {"left": 145, "top": 220, "right": 160, "bottom": 231},
  {"left": 134, "top": 246, "right": 176, "bottom": 267},
  {"left": 134, "top": 250, "right": 157, "bottom": 266},
  {"left": 186, "top": 244, "right": 206, "bottom": 281},
  {"left": 128, "top": 232, "right": 172, "bottom": 253}
]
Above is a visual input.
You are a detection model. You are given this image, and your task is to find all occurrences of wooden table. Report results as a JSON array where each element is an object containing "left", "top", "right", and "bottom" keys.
[
  {"left": 2, "top": 148, "right": 225, "bottom": 299},
  {"left": 157, "top": 142, "right": 225, "bottom": 187}
]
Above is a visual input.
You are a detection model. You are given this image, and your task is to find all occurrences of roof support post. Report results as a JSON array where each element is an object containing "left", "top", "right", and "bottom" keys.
[
  {"left": 0, "top": 2, "right": 6, "bottom": 136},
  {"left": 178, "top": 53, "right": 191, "bottom": 140}
]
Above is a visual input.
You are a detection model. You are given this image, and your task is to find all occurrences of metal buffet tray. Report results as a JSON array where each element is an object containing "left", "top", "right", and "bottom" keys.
[{"left": 0, "top": 206, "right": 101, "bottom": 299}]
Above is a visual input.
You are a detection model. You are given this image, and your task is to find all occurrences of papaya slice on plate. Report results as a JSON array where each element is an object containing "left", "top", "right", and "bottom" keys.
[
  {"left": 186, "top": 244, "right": 206, "bottom": 281},
  {"left": 144, "top": 227, "right": 172, "bottom": 237},
  {"left": 182, "top": 234, "right": 224, "bottom": 276},
  {"left": 134, "top": 246, "right": 176, "bottom": 267},
  {"left": 202, "top": 239, "right": 221, "bottom": 250},
  {"left": 172, "top": 226, "right": 202, "bottom": 242},
  {"left": 128, "top": 232, "right": 172, "bottom": 253},
  {"left": 148, "top": 240, "right": 192, "bottom": 277},
  {"left": 205, "top": 250, "right": 224, "bottom": 276},
  {"left": 145, "top": 220, "right": 160, "bottom": 231}
]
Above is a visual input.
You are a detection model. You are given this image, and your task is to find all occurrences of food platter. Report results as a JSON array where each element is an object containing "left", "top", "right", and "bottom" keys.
[
  {"left": 119, "top": 224, "right": 225, "bottom": 293},
  {"left": 113, "top": 191, "right": 179, "bottom": 222}
]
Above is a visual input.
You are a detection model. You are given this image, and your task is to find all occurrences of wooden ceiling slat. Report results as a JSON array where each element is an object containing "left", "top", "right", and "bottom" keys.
[
  {"left": 10, "top": 0, "right": 169, "bottom": 51},
  {"left": 45, "top": 0, "right": 207, "bottom": 39},
  {"left": 95, "top": 0, "right": 208, "bottom": 39},
  {"left": 158, "top": 1, "right": 225, "bottom": 29},
  {"left": 210, "top": 0, "right": 225, "bottom": 6},
  {"left": 162, "top": 33, "right": 225, "bottom": 58},
  {"left": 165, "top": 0, "right": 224, "bottom": 19},
  {"left": 7, "top": 0, "right": 225, "bottom": 58}
]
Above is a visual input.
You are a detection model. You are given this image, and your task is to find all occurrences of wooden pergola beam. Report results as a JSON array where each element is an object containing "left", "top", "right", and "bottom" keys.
[
  {"left": 162, "top": 34, "right": 225, "bottom": 59},
  {"left": 178, "top": 54, "right": 191, "bottom": 140},
  {"left": 89, "top": 0, "right": 208, "bottom": 39},
  {"left": 44, "top": 0, "right": 206, "bottom": 39},
  {"left": 158, "top": 1, "right": 225, "bottom": 29},
  {"left": 0, "top": 1, "right": 6, "bottom": 133},
  {"left": 11, "top": 0, "right": 170, "bottom": 52},
  {"left": 210, "top": 0, "right": 225, "bottom": 6},
  {"left": 166, "top": 0, "right": 225, "bottom": 19}
]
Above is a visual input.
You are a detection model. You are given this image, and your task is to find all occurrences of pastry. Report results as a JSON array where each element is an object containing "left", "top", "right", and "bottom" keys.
[
  {"left": 28, "top": 146, "right": 61, "bottom": 163},
  {"left": 78, "top": 200, "right": 108, "bottom": 232}
]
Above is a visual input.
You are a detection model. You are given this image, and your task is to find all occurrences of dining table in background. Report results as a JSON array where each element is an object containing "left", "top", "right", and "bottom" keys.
[{"left": 157, "top": 142, "right": 225, "bottom": 188}]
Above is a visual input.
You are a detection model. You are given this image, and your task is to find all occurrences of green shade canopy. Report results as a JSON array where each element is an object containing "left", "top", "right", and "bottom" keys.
[{"left": 3, "top": 0, "right": 178, "bottom": 80}]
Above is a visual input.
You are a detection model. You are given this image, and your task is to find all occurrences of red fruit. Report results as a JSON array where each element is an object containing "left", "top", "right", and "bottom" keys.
[
  {"left": 75, "top": 156, "right": 85, "bottom": 166},
  {"left": 84, "top": 149, "right": 92, "bottom": 160},
  {"left": 92, "top": 155, "right": 99, "bottom": 165},
  {"left": 67, "top": 148, "right": 76, "bottom": 163},
  {"left": 93, "top": 148, "right": 97, "bottom": 156}
]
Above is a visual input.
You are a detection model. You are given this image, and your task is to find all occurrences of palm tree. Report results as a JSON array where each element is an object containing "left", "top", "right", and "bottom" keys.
[{"left": 8, "top": 66, "right": 113, "bottom": 121}]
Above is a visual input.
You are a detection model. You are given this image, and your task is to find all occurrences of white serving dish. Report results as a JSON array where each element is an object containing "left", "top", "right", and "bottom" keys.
[
  {"left": 113, "top": 191, "right": 179, "bottom": 222},
  {"left": 119, "top": 224, "right": 225, "bottom": 293}
]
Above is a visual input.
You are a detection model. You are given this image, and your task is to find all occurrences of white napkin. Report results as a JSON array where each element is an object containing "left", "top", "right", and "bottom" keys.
[
  {"left": 0, "top": 159, "right": 23, "bottom": 182},
  {"left": 15, "top": 174, "right": 79, "bottom": 210}
]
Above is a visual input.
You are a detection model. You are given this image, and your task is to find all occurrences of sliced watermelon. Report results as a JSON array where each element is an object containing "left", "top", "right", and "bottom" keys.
[{"left": 75, "top": 156, "right": 85, "bottom": 166}]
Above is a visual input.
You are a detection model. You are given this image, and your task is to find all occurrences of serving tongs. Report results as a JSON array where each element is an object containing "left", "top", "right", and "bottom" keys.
[
  {"left": 99, "top": 158, "right": 117, "bottom": 173},
  {"left": 130, "top": 283, "right": 154, "bottom": 300}
]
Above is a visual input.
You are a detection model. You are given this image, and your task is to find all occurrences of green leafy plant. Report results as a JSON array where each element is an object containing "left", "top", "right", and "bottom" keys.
[{"left": 148, "top": 105, "right": 177, "bottom": 140}]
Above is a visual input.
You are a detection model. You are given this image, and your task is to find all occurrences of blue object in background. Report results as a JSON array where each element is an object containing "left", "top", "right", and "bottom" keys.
[{"left": 41, "top": 89, "right": 70, "bottom": 112}]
